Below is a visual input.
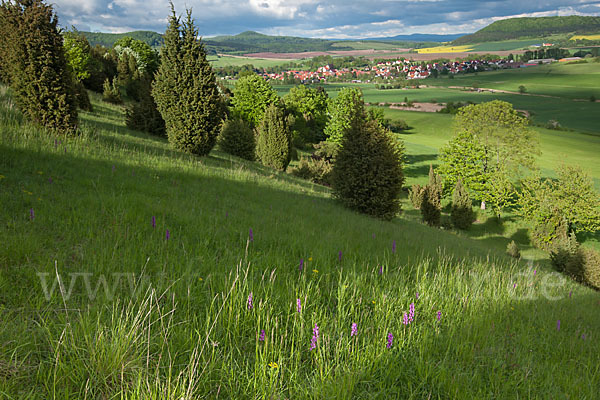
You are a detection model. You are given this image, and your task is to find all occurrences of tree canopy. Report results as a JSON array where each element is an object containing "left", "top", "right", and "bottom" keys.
[{"left": 231, "top": 74, "right": 279, "bottom": 128}]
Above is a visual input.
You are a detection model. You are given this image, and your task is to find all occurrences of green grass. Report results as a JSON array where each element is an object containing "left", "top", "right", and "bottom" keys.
[
  {"left": 469, "top": 39, "right": 548, "bottom": 52},
  {"left": 431, "top": 62, "right": 600, "bottom": 100},
  {"left": 1, "top": 88, "right": 600, "bottom": 399},
  {"left": 208, "top": 55, "right": 299, "bottom": 68}
]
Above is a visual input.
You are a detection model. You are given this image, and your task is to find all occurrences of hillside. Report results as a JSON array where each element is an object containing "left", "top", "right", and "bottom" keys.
[
  {"left": 78, "top": 30, "right": 455, "bottom": 55},
  {"left": 81, "top": 30, "right": 164, "bottom": 48},
  {"left": 203, "top": 30, "right": 352, "bottom": 54},
  {"left": 453, "top": 16, "right": 600, "bottom": 44},
  {"left": 369, "top": 33, "right": 468, "bottom": 42},
  {"left": 1, "top": 80, "right": 600, "bottom": 398}
]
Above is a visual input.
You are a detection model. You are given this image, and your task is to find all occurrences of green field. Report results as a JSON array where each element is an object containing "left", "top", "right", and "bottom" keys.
[
  {"left": 274, "top": 77, "right": 600, "bottom": 134},
  {"left": 469, "top": 39, "right": 551, "bottom": 52},
  {"left": 330, "top": 41, "right": 406, "bottom": 51},
  {"left": 431, "top": 62, "right": 600, "bottom": 99},
  {"left": 2, "top": 80, "right": 600, "bottom": 398},
  {"left": 208, "top": 55, "right": 299, "bottom": 68}
]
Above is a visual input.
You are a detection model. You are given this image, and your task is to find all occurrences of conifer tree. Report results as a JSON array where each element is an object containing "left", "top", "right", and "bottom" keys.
[
  {"left": 451, "top": 179, "right": 475, "bottom": 230},
  {"left": 256, "top": 103, "right": 292, "bottom": 171},
  {"left": 0, "top": 0, "right": 78, "bottom": 133},
  {"left": 420, "top": 165, "right": 443, "bottom": 226},
  {"left": 152, "top": 4, "right": 224, "bottom": 156},
  {"left": 332, "top": 98, "right": 405, "bottom": 220}
]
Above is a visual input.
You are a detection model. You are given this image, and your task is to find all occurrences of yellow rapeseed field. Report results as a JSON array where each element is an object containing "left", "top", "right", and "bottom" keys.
[
  {"left": 570, "top": 34, "right": 600, "bottom": 40},
  {"left": 416, "top": 45, "right": 473, "bottom": 54}
]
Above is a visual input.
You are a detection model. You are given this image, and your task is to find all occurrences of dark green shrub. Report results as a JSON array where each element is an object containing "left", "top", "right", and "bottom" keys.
[
  {"left": 102, "top": 77, "right": 122, "bottom": 104},
  {"left": 73, "top": 80, "right": 92, "bottom": 112},
  {"left": 256, "top": 103, "right": 292, "bottom": 171},
  {"left": 550, "top": 232, "right": 579, "bottom": 272},
  {"left": 420, "top": 166, "right": 442, "bottom": 226},
  {"left": 409, "top": 184, "right": 425, "bottom": 209},
  {"left": 332, "top": 118, "right": 405, "bottom": 220},
  {"left": 218, "top": 117, "right": 255, "bottom": 160},
  {"left": 388, "top": 119, "right": 409, "bottom": 132},
  {"left": 451, "top": 179, "right": 475, "bottom": 230},
  {"left": 0, "top": 0, "right": 78, "bottom": 133},
  {"left": 506, "top": 240, "right": 521, "bottom": 259},
  {"left": 566, "top": 247, "right": 600, "bottom": 289},
  {"left": 290, "top": 156, "right": 333, "bottom": 186},
  {"left": 126, "top": 76, "right": 165, "bottom": 136},
  {"left": 290, "top": 158, "right": 313, "bottom": 180}
]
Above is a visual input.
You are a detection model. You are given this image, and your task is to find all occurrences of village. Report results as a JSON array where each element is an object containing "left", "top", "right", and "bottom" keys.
[{"left": 256, "top": 55, "right": 583, "bottom": 83}]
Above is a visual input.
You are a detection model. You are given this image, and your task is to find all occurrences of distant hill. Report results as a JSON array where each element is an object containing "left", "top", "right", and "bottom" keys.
[
  {"left": 453, "top": 16, "right": 600, "bottom": 44},
  {"left": 369, "top": 33, "right": 468, "bottom": 42},
  {"left": 204, "top": 31, "right": 353, "bottom": 54},
  {"left": 80, "top": 31, "right": 164, "bottom": 48}
]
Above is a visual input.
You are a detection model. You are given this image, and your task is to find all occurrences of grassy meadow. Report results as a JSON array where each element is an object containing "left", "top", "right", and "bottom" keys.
[
  {"left": 1, "top": 60, "right": 600, "bottom": 399},
  {"left": 208, "top": 55, "right": 299, "bottom": 68}
]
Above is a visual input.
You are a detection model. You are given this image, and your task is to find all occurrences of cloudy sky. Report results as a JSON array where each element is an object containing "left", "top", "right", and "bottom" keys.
[{"left": 52, "top": 0, "right": 600, "bottom": 38}]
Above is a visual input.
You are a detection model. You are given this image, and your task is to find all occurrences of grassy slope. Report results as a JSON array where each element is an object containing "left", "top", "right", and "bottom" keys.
[{"left": 1, "top": 89, "right": 600, "bottom": 398}]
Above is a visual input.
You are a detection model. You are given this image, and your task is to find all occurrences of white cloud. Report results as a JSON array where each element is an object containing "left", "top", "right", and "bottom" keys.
[{"left": 51, "top": 0, "right": 600, "bottom": 38}]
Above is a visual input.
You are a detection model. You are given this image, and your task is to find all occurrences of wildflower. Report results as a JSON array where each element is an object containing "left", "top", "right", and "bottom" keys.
[
  {"left": 378, "top": 265, "right": 383, "bottom": 275},
  {"left": 152, "top": 216, "right": 156, "bottom": 228},
  {"left": 408, "top": 303, "right": 415, "bottom": 323},
  {"left": 48, "top": 177, "right": 53, "bottom": 184},
  {"left": 0, "top": 174, "right": 5, "bottom": 180},
  {"left": 30, "top": 208, "right": 34, "bottom": 221},
  {"left": 299, "top": 258, "right": 304, "bottom": 272},
  {"left": 416, "top": 292, "right": 419, "bottom": 300},
  {"left": 166, "top": 229, "right": 170, "bottom": 240},
  {"left": 37, "top": 171, "right": 43, "bottom": 175},
  {"left": 112, "top": 165, "right": 116, "bottom": 172},
  {"left": 308, "top": 257, "right": 313, "bottom": 262},
  {"left": 569, "top": 291, "right": 572, "bottom": 298},
  {"left": 351, "top": 322, "right": 358, "bottom": 337},
  {"left": 513, "top": 283, "right": 517, "bottom": 289},
  {"left": 582, "top": 333, "right": 586, "bottom": 340},
  {"left": 247, "top": 292, "right": 253, "bottom": 310},
  {"left": 533, "top": 269, "right": 537, "bottom": 276},
  {"left": 312, "top": 269, "right": 319, "bottom": 274},
  {"left": 402, "top": 313, "right": 409, "bottom": 325},
  {"left": 338, "top": 250, "right": 342, "bottom": 262},
  {"left": 259, "top": 329, "right": 265, "bottom": 342},
  {"left": 386, "top": 332, "right": 393, "bottom": 349},
  {"left": 268, "top": 362, "right": 278, "bottom": 369},
  {"left": 372, "top": 300, "right": 376, "bottom": 305},
  {"left": 310, "top": 323, "right": 319, "bottom": 350},
  {"left": 249, "top": 228, "right": 254, "bottom": 242},
  {"left": 437, "top": 310, "right": 442, "bottom": 322},
  {"left": 557, "top": 320, "right": 561, "bottom": 331},
  {"left": 297, "top": 298, "right": 302, "bottom": 313},
  {"left": 392, "top": 240, "right": 396, "bottom": 253},
  {"left": 225, "top": 211, "right": 228, "bottom": 218}
]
